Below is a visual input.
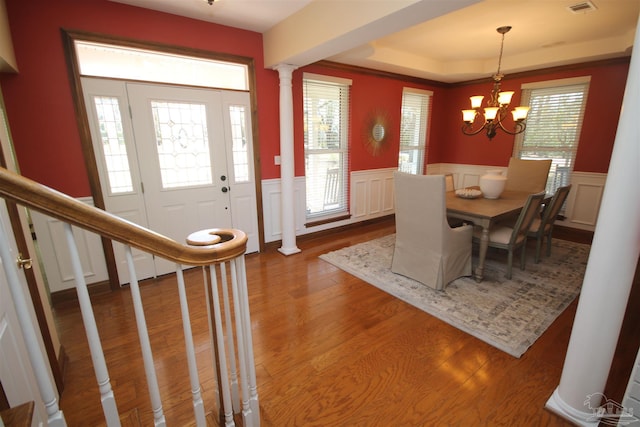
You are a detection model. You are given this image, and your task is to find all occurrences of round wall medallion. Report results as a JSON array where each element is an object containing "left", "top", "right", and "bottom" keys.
[{"left": 364, "top": 111, "right": 390, "bottom": 156}]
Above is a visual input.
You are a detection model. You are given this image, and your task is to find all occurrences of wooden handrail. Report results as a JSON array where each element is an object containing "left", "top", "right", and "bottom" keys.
[{"left": 0, "top": 167, "right": 247, "bottom": 265}]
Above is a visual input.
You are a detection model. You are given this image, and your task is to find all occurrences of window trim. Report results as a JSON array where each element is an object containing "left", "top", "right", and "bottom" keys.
[
  {"left": 398, "top": 87, "right": 433, "bottom": 175},
  {"left": 513, "top": 76, "right": 590, "bottom": 196},
  {"left": 302, "top": 73, "right": 352, "bottom": 222}
]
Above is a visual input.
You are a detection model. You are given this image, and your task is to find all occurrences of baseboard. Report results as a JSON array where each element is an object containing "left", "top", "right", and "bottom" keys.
[
  {"left": 263, "top": 215, "right": 395, "bottom": 252},
  {"left": 553, "top": 225, "right": 594, "bottom": 245}
]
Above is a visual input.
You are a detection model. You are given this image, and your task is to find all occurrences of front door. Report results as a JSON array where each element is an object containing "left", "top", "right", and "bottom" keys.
[{"left": 82, "top": 78, "right": 259, "bottom": 283}]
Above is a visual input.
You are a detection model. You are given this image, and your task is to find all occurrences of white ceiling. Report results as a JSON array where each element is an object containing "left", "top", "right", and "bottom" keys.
[{"left": 110, "top": 0, "right": 640, "bottom": 83}]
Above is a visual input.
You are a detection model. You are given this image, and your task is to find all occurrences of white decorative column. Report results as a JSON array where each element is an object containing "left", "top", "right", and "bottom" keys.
[
  {"left": 273, "top": 64, "right": 301, "bottom": 255},
  {"left": 545, "top": 13, "right": 640, "bottom": 426}
]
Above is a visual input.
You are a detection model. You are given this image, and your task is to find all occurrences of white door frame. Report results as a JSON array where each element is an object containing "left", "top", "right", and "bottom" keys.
[{"left": 82, "top": 78, "right": 259, "bottom": 283}]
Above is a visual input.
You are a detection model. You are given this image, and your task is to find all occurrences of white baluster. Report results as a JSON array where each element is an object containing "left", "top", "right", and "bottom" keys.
[
  {"left": 124, "top": 247, "right": 165, "bottom": 426},
  {"left": 175, "top": 265, "right": 206, "bottom": 426},
  {"left": 235, "top": 256, "right": 260, "bottom": 426},
  {"left": 0, "top": 218, "right": 67, "bottom": 426},
  {"left": 219, "top": 262, "right": 240, "bottom": 412},
  {"left": 63, "top": 224, "right": 120, "bottom": 426},
  {"left": 229, "top": 259, "right": 254, "bottom": 426},
  {"left": 209, "top": 265, "right": 236, "bottom": 427},
  {"left": 201, "top": 267, "right": 221, "bottom": 415}
]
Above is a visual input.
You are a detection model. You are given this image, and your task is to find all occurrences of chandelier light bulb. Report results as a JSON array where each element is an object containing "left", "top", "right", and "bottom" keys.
[
  {"left": 484, "top": 107, "right": 499, "bottom": 121},
  {"left": 470, "top": 96, "right": 484, "bottom": 109},
  {"left": 497, "top": 91, "right": 514, "bottom": 105},
  {"left": 512, "top": 106, "right": 530, "bottom": 121},
  {"left": 462, "top": 110, "right": 477, "bottom": 123}
]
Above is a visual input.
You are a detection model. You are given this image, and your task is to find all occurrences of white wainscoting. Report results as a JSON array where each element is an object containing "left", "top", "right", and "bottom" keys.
[
  {"left": 261, "top": 164, "right": 605, "bottom": 244},
  {"left": 261, "top": 167, "right": 396, "bottom": 243},
  {"left": 428, "top": 163, "right": 606, "bottom": 231},
  {"left": 31, "top": 197, "right": 109, "bottom": 292},
  {"left": 33, "top": 165, "right": 605, "bottom": 290}
]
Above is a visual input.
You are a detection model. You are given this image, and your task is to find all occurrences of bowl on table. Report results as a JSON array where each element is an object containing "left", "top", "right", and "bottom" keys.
[{"left": 455, "top": 188, "right": 482, "bottom": 199}]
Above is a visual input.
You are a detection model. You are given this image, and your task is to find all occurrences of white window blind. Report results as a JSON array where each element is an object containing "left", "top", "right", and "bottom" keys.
[
  {"left": 398, "top": 88, "right": 432, "bottom": 174},
  {"left": 514, "top": 80, "right": 589, "bottom": 195},
  {"left": 303, "top": 74, "right": 351, "bottom": 220}
]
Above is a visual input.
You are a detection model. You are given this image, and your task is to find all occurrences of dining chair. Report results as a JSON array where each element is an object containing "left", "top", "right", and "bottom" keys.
[
  {"left": 444, "top": 173, "right": 455, "bottom": 192},
  {"left": 528, "top": 184, "right": 572, "bottom": 263},
  {"left": 473, "top": 191, "right": 546, "bottom": 279},
  {"left": 504, "top": 157, "right": 552, "bottom": 193},
  {"left": 391, "top": 172, "right": 473, "bottom": 290},
  {"left": 443, "top": 173, "right": 466, "bottom": 227}
]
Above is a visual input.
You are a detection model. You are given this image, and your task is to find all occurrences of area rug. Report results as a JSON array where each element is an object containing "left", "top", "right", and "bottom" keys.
[{"left": 319, "top": 235, "right": 590, "bottom": 358}]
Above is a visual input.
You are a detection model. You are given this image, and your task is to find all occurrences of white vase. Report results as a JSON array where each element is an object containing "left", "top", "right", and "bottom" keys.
[{"left": 479, "top": 169, "right": 507, "bottom": 199}]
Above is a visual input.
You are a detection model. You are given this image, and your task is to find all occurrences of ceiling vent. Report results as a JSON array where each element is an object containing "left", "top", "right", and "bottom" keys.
[{"left": 567, "top": 1, "right": 598, "bottom": 14}]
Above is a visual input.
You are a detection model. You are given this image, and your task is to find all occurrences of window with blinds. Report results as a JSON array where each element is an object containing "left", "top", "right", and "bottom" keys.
[
  {"left": 398, "top": 88, "right": 432, "bottom": 174},
  {"left": 303, "top": 73, "right": 351, "bottom": 220},
  {"left": 514, "top": 77, "right": 590, "bottom": 195}
]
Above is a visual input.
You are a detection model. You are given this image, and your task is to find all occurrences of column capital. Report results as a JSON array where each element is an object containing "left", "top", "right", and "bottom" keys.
[{"left": 272, "top": 63, "right": 298, "bottom": 79}]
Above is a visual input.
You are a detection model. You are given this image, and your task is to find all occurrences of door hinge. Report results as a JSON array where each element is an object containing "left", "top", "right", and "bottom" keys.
[{"left": 141, "top": 181, "right": 145, "bottom": 193}]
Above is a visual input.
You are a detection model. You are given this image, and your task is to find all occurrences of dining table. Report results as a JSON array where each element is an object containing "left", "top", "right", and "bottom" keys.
[{"left": 446, "top": 188, "right": 548, "bottom": 282}]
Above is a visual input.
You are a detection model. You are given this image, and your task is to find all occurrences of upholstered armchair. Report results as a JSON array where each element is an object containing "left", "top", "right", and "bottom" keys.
[{"left": 391, "top": 172, "right": 473, "bottom": 290}]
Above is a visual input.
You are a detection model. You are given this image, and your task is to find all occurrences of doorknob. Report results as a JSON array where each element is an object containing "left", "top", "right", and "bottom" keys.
[
  {"left": 17, "top": 253, "right": 32, "bottom": 270},
  {"left": 221, "top": 186, "right": 229, "bottom": 193},
  {"left": 220, "top": 175, "right": 227, "bottom": 181}
]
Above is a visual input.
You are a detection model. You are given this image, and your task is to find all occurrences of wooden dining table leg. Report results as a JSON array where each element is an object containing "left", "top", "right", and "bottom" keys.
[{"left": 475, "top": 225, "right": 490, "bottom": 282}]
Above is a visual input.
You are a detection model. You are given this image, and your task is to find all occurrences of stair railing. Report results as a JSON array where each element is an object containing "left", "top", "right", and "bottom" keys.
[{"left": 0, "top": 167, "right": 259, "bottom": 427}]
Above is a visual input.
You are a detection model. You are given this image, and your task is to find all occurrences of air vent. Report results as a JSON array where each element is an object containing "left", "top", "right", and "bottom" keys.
[{"left": 567, "top": 1, "right": 597, "bottom": 14}]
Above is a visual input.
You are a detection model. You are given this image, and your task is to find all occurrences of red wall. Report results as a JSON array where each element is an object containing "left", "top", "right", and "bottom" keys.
[
  {"left": 1, "top": 0, "right": 629, "bottom": 199},
  {"left": 431, "top": 61, "right": 629, "bottom": 172},
  {"left": 1, "top": 0, "right": 279, "bottom": 196},
  {"left": 285, "top": 64, "right": 445, "bottom": 178}
]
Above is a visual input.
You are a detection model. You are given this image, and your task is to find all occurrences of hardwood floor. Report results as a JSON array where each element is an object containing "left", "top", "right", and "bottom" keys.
[{"left": 53, "top": 217, "right": 639, "bottom": 426}]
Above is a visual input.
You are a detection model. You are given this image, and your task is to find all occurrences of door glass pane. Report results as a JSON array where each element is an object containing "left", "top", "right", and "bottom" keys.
[
  {"left": 151, "top": 100, "right": 212, "bottom": 189},
  {"left": 229, "top": 105, "right": 249, "bottom": 183},
  {"left": 93, "top": 96, "right": 133, "bottom": 194},
  {"left": 76, "top": 41, "right": 249, "bottom": 91}
]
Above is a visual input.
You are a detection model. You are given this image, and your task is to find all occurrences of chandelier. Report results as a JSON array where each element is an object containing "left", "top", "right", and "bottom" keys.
[{"left": 461, "top": 26, "right": 529, "bottom": 140}]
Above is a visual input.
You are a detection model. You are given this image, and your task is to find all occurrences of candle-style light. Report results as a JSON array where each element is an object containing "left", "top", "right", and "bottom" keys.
[{"left": 461, "top": 26, "right": 529, "bottom": 140}]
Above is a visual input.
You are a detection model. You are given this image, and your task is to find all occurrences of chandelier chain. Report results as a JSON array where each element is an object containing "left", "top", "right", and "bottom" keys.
[{"left": 496, "top": 32, "right": 505, "bottom": 77}]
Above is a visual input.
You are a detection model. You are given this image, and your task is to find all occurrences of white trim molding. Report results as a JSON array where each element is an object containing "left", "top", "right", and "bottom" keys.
[
  {"left": 261, "top": 164, "right": 604, "bottom": 244},
  {"left": 261, "top": 168, "right": 396, "bottom": 243},
  {"left": 33, "top": 165, "right": 604, "bottom": 290}
]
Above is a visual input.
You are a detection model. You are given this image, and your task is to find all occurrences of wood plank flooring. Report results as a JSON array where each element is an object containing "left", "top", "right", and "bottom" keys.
[{"left": 53, "top": 217, "right": 639, "bottom": 426}]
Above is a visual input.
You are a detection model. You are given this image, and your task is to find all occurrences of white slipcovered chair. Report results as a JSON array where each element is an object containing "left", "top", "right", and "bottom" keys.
[
  {"left": 391, "top": 172, "right": 473, "bottom": 290},
  {"left": 504, "top": 157, "right": 552, "bottom": 193}
]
